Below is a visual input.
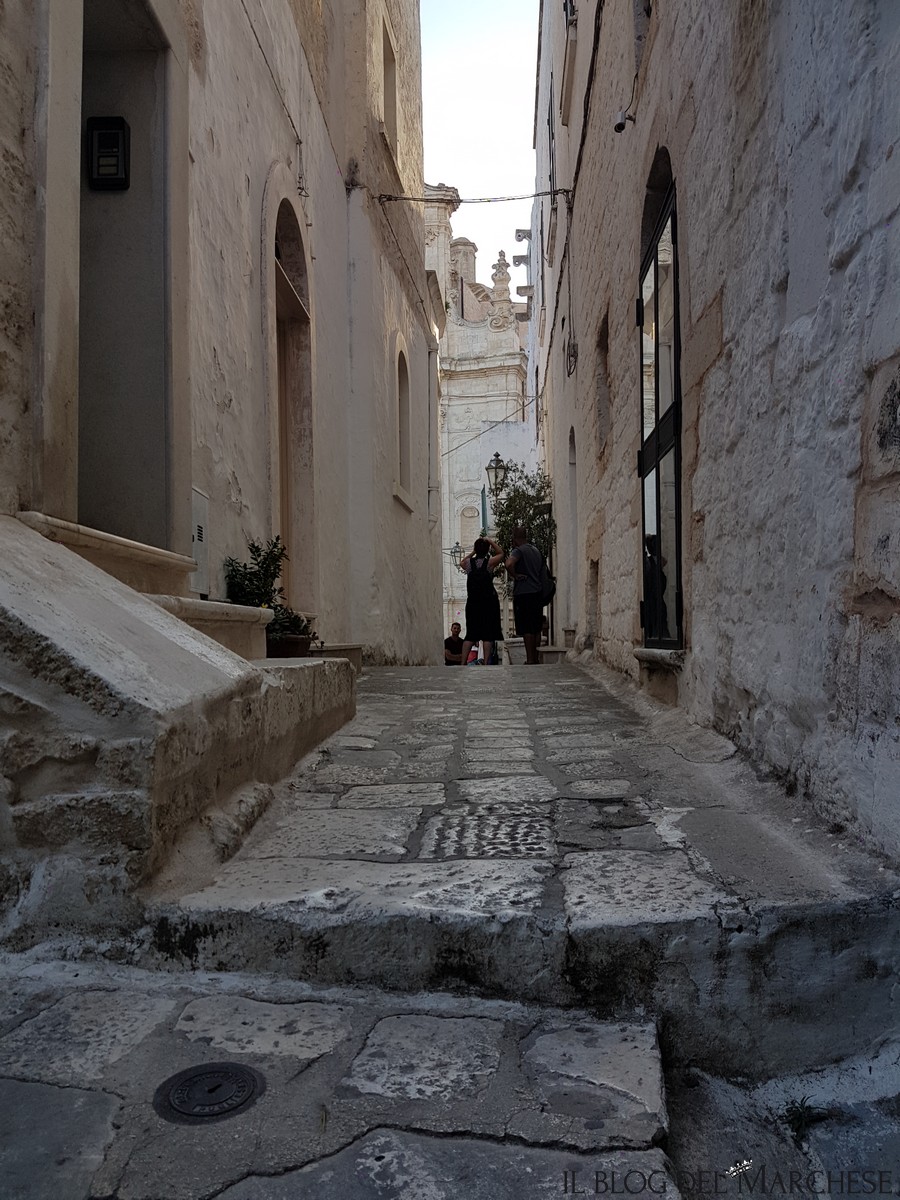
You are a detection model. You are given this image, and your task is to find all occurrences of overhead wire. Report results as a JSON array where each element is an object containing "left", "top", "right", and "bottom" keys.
[
  {"left": 441, "top": 394, "right": 539, "bottom": 459},
  {"left": 379, "top": 189, "right": 563, "bottom": 205}
]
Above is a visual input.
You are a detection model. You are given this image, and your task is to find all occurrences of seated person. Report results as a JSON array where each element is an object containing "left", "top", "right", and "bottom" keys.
[{"left": 444, "top": 621, "right": 463, "bottom": 665}]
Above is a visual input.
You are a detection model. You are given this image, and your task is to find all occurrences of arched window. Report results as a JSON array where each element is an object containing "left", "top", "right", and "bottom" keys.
[
  {"left": 398, "top": 351, "right": 411, "bottom": 494},
  {"left": 273, "top": 199, "right": 312, "bottom": 608},
  {"left": 638, "top": 150, "right": 682, "bottom": 648}
]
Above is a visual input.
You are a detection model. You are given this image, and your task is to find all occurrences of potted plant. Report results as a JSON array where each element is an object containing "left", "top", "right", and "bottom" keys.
[{"left": 223, "top": 536, "right": 315, "bottom": 657}]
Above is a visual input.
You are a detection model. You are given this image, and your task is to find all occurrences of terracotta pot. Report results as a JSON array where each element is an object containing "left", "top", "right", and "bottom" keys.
[{"left": 266, "top": 634, "right": 311, "bottom": 658}]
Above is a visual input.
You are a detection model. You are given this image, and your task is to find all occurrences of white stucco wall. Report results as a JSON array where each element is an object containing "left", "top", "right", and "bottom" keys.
[
  {"left": 2, "top": 0, "right": 441, "bottom": 662},
  {"left": 181, "top": 0, "right": 441, "bottom": 659},
  {"left": 532, "top": 0, "right": 900, "bottom": 849}
]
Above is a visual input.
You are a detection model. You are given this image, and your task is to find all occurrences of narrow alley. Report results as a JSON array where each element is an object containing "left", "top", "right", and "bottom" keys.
[{"left": 2, "top": 663, "right": 898, "bottom": 1198}]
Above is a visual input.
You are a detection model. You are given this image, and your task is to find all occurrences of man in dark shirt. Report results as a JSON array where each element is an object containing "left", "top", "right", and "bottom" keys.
[
  {"left": 444, "top": 622, "right": 463, "bottom": 665},
  {"left": 505, "top": 527, "right": 543, "bottom": 664}
]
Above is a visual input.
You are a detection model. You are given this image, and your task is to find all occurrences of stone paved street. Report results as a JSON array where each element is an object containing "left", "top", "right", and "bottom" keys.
[
  {"left": 2, "top": 662, "right": 899, "bottom": 1198},
  {"left": 145, "top": 664, "right": 899, "bottom": 1073}
]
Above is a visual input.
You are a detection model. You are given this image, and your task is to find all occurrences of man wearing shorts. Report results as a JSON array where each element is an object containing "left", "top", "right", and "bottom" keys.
[{"left": 505, "top": 526, "right": 543, "bottom": 664}]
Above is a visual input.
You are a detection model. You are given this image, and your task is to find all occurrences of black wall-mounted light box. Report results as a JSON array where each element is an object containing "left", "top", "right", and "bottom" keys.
[{"left": 86, "top": 117, "right": 130, "bottom": 191}]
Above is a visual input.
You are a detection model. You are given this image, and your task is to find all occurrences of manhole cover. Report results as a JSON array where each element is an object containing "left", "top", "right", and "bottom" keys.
[{"left": 153, "top": 1062, "right": 265, "bottom": 1125}]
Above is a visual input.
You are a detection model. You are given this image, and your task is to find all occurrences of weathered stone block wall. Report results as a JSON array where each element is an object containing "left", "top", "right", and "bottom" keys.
[
  {"left": 0, "top": 0, "right": 35, "bottom": 515},
  {"left": 535, "top": 0, "right": 900, "bottom": 849},
  {"left": 0, "top": 518, "right": 355, "bottom": 938}
]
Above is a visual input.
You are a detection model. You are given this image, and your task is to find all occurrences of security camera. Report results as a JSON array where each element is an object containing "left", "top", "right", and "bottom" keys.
[{"left": 614, "top": 111, "right": 635, "bottom": 133}]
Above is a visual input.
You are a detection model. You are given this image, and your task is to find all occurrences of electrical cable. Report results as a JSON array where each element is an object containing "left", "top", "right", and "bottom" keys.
[
  {"left": 239, "top": 0, "right": 302, "bottom": 147},
  {"left": 440, "top": 393, "right": 540, "bottom": 458},
  {"left": 379, "top": 189, "right": 563, "bottom": 205}
]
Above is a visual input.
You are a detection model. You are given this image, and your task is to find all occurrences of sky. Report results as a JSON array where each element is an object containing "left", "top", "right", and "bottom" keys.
[{"left": 419, "top": 0, "right": 540, "bottom": 293}]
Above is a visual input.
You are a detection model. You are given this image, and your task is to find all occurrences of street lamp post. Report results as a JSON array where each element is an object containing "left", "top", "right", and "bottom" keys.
[
  {"left": 485, "top": 452, "right": 508, "bottom": 498},
  {"left": 449, "top": 542, "right": 464, "bottom": 571}
]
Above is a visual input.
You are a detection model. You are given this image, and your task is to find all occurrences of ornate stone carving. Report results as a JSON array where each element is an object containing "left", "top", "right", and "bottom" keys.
[
  {"left": 491, "top": 251, "right": 511, "bottom": 296},
  {"left": 489, "top": 251, "right": 514, "bottom": 330}
]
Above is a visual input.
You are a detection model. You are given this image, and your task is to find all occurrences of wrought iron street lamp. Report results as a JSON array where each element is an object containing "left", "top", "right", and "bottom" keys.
[
  {"left": 485, "top": 452, "right": 508, "bottom": 497},
  {"left": 449, "top": 542, "right": 463, "bottom": 571}
]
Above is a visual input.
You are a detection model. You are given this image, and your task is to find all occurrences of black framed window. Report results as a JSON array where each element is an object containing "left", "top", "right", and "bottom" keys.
[{"left": 638, "top": 185, "right": 682, "bottom": 648}]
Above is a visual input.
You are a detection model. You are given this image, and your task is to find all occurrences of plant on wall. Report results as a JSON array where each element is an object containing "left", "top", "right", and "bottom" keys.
[
  {"left": 223, "top": 536, "right": 312, "bottom": 644},
  {"left": 490, "top": 462, "right": 557, "bottom": 560}
]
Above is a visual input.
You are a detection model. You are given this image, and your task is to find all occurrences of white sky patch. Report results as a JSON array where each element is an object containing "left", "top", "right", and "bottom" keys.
[{"left": 420, "top": 0, "right": 539, "bottom": 291}]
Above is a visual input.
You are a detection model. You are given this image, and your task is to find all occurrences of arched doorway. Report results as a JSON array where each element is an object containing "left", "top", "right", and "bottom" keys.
[{"left": 273, "top": 200, "right": 313, "bottom": 609}]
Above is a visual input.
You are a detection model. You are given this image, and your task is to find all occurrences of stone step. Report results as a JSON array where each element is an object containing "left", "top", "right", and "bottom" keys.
[
  {"left": 0, "top": 957, "right": 673, "bottom": 1200},
  {"left": 140, "top": 773, "right": 900, "bottom": 1081},
  {"left": 137, "top": 665, "right": 900, "bottom": 1082}
]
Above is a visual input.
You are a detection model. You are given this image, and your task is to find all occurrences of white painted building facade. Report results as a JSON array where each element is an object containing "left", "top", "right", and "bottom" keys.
[
  {"left": 0, "top": 0, "right": 444, "bottom": 926},
  {"left": 0, "top": 0, "right": 443, "bottom": 664}
]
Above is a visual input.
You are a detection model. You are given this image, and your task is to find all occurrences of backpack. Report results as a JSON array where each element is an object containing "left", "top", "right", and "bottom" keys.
[{"left": 539, "top": 555, "right": 556, "bottom": 606}]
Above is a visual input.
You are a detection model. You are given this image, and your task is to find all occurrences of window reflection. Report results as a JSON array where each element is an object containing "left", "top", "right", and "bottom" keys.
[
  {"left": 658, "top": 449, "right": 677, "bottom": 639},
  {"left": 657, "top": 219, "right": 675, "bottom": 420},
  {"left": 638, "top": 186, "right": 681, "bottom": 647},
  {"left": 641, "top": 269, "right": 656, "bottom": 439}
]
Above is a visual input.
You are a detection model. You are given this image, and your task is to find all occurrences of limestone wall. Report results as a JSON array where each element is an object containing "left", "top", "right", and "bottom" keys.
[
  {"left": 184, "top": 0, "right": 440, "bottom": 659},
  {"left": 0, "top": 1, "right": 35, "bottom": 514},
  {"left": 532, "top": 0, "right": 900, "bottom": 849},
  {"left": 0, "top": 0, "right": 439, "bottom": 662}
]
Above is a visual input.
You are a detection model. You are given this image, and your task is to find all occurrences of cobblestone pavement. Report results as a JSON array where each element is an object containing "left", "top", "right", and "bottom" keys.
[{"left": 2, "top": 662, "right": 898, "bottom": 1198}]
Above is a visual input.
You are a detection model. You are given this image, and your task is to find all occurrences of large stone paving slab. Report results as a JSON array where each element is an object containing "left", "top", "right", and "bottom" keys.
[
  {"left": 175, "top": 857, "right": 550, "bottom": 918},
  {"left": 342, "top": 1015, "right": 503, "bottom": 1099},
  {"left": 0, "top": 990, "right": 176, "bottom": 1085},
  {"left": 0, "top": 1078, "right": 119, "bottom": 1200},
  {"left": 176, "top": 995, "right": 355, "bottom": 1061},
  {"left": 246, "top": 809, "right": 420, "bottom": 859},
  {"left": 566, "top": 779, "right": 634, "bottom": 798},
  {"left": 216, "top": 1132, "right": 677, "bottom": 1199},
  {"left": 460, "top": 753, "right": 536, "bottom": 775},
  {"left": 457, "top": 776, "right": 557, "bottom": 804},
  {"left": 515, "top": 1021, "right": 666, "bottom": 1146},
  {"left": 335, "top": 783, "right": 445, "bottom": 808},
  {"left": 546, "top": 747, "right": 613, "bottom": 764},
  {"left": 562, "top": 850, "right": 727, "bottom": 927}
]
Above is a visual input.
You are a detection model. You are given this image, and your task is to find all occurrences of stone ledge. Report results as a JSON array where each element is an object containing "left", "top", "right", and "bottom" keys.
[
  {"left": 17, "top": 510, "right": 196, "bottom": 595},
  {"left": 146, "top": 595, "right": 273, "bottom": 660},
  {"left": 308, "top": 643, "right": 364, "bottom": 674},
  {"left": 146, "top": 595, "right": 273, "bottom": 625},
  {"left": 633, "top": 647, "right": 686, "bottom": 672}
]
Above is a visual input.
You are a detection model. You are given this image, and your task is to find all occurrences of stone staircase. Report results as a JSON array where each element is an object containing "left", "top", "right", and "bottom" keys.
[{"left": 137, "top": 666, "right": 900, "bottom": 1084}]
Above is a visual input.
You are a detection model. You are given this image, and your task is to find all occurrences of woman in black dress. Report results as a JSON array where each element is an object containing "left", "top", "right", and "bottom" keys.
[{"left": 460, "top": 537, "right": 505, "bottom": 665}]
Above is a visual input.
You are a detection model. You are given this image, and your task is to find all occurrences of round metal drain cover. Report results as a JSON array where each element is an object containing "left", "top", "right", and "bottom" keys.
[{"left": 153, "top": 1062, "right": 265, "bottom": 1125}]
